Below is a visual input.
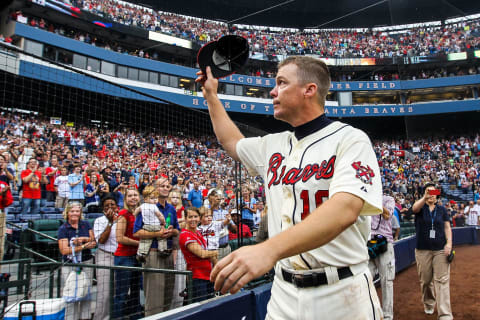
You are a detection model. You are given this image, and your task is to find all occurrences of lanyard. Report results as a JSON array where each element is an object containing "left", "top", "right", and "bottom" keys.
[{"left": 428, "top": 206, "right": 437, "bottom": 230}]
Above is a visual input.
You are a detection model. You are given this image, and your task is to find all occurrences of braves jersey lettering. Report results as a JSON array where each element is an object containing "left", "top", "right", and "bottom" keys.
[
  {"left": 237, "top": 121, "right": 382, "bottom": 270},
  {"left": 267, "top": 153, "right": 336, "bottom": 188}
]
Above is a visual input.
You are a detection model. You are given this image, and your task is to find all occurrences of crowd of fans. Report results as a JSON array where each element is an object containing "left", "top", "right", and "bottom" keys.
[
  {"left": 63, "top": 0, "right": 480, "bottom": 58},
  {"left": 9, "top": 10, "right": 480, "bottom": 82},
  {"left": 0, "top": 110, "right": 479, "bottom": 316},
  {"left": 1, "top": 112, "right": 479, "bottom": 218}
]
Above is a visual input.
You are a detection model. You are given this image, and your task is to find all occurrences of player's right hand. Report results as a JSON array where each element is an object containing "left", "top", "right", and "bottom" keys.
[{"left": 195, "top": 66, "right": 218, "bottom": 99}]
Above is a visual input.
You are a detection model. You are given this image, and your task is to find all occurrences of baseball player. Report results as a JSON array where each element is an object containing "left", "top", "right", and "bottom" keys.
[{"left": 196, "top": 56, "right": 383, "bottom": 319}]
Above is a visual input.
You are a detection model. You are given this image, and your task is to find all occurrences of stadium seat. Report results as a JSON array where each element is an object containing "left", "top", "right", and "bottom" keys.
[
  {"left": 86, "top": 213, "right": 103, "bottom": 219},
  {"left": 6, "top": 214, "right": 18, "bottom": 222},
  {"left": 19, "top": 214, "right": 42, "bottom": 222},
  {"left": 40, "top": 207, "right": 57, "bottom": 215},
  {"left": 28, "top": 219, "right": 62, "bottom": 262},
  {"left": 43, "top": 213, "right": 64, "bottom": 220},
  {"left": 44, "top": 201, "right": 56, "bottom": 208}
]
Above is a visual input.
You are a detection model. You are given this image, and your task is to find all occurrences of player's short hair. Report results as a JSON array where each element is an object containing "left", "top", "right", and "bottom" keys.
[{"left": 278, "top": 56, "right": 331, "bottom": 104}]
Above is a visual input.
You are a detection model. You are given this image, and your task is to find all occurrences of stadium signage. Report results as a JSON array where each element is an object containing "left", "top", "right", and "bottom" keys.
[
  {"left": 191, "top": 97, "right": 414, "bottom": 116},
  {"left": 223, "top": 74, "right": 398, "bottom": 91}
]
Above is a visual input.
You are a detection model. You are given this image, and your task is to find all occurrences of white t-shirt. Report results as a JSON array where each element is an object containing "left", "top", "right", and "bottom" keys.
[
  {"left": 140, "top": 203, "right": 162, "bottom": 226},
  {"left": 93, "top": 215, "right": 118, "bottom": 254},
  {"left": 467, "top": 205, "right": 480, "bottom": 226},
  {"left": 197, "top": 221, "right": 225, "bottom": 250},
  {"left": 54, "top": 175, "right": 70, "bottom": 198}
]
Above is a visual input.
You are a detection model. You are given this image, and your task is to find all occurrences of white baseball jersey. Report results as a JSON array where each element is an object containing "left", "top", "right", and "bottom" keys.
[{"left": 237, "top": 121, "right": 382, "bottom": 270}]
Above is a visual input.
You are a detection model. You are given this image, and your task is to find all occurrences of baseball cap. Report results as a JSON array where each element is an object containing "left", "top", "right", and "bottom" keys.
[
  {"left": 197, "top": 35, "right": 249, "bottom": 79},
  {"left": 230, "top": 209, "right": 239, "bottom": 215}
]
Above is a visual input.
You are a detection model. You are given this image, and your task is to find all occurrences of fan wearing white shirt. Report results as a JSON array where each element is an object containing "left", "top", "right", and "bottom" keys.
[
  {"left": 93, "top": 195, "right": 119, "bottom": 320},
  {"left": 197, "top": 207, "right": 237, "bottom": 260}
]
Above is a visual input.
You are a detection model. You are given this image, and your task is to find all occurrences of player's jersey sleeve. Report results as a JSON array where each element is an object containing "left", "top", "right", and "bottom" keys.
[
  {"left": 236, "top": 136, "right": 266, "bottom": 176},
  {"left": 329, "top": 128, "right": 382, "bottom": 216}
]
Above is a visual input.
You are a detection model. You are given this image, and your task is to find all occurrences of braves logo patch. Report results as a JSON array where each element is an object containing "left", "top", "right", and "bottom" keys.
[{"left": 351, "top": 161, "right": 375, "bottom": 185}]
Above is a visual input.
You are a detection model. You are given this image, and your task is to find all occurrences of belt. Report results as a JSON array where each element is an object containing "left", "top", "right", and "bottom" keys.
[
  {"left": 281, "top": 267, "right": 353, "bottom": 288},
  {"left": 219, "top": 243, "right": 229, "bottom": 248},
  {"left": 98, "top": 248, "right": 115, "bottom": 256}
]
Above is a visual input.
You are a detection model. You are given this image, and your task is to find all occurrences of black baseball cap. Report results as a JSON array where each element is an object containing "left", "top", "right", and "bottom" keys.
[{"left": 197, "top": 35, "right": 249, "bottom": 79}]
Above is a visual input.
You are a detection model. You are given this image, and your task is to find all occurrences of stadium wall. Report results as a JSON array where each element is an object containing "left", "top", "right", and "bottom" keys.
[
  {"left": 146, "top": 227, "right": 479, "bottom": 320},
  {"left": 13, "top": 23, "right": 480, "bottom": 91}
]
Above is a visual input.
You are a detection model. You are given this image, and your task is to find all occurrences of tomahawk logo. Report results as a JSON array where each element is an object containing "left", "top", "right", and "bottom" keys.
[{"left": 351, "top": 161, "right": 375, "bottom": 185}]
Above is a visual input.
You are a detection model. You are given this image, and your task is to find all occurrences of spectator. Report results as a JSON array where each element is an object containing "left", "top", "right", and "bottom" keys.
[
  {"left": 68, "top": 165, "right": 85, "bottom": 205},
  {"left": 20, "top": 158, "right": 47, "bottom": 215},
  {"left": 211, "top": 191, "right": 228, "bottom": 222},
  {"left": 197, "top": 207, "right": 236, "bottom": 260},
  {"left": 255, "top": 205, "right": 268, "bottom": 243},
  {"left": 44, "top": 156, "right": 59, "bottom": 202},
  {"left": 254, "top": 200, "right": 264, "bottom": 228},
  {"left": 412, "top": 183, "right": 452, "bottom": 318},
  {"left": 96, "top": 174, "right": 109, "bottom": 199},
  {"left": 58, "top": 202, "right": 96, "bottom": 319},
  {"left": 240, "top": 186, "right": 256, "bottom": 230},
  {"left": 0, "top": 154, "right": 14, "bottom": 185},
  {"left": 93, "top": 194, "right": 119, "bottom": 320},
  {"left": 466, "top": 199, "right": 480, "bottom": 226},
  {"left": 168, "top": 189, "right": 187, "bottom": 309},
  {"left": 368, "top": 195, "right": 396, "bottom": 320},
  {"left": 229, "top": 209, "right": 252, "bottom": 240},
  {"left": 54, "top": 167, "right": 70, "bottom": 209},
  {"left": 187, "top": 180, "right": 203, "bottom": 208},
  {"left": 179, "top": 207, "right": 218, "bottom": 303},
  {"left": 85, "top": 173, "right": 101, "bottom": 213},
  {"left": 113, "top": 188, "right": 142, "bottom": 319},
  {"left": 134, "top": 186, "right": 166, "bottom": 263},
  {"left": 133, "top": 177, "right": 180, "bottom": 315}
]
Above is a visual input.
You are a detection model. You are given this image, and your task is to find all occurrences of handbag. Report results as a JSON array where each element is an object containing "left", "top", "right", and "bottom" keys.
[
  {"left": 62, "top": 235, "right": 90, "bottom": 303},
  {"left": 367, "top": 234, "right": 388, "bottom": 259}
]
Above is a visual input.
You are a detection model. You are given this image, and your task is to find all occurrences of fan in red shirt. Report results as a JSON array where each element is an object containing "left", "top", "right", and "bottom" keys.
[
  {"left": 20, "top": 159, "right": 47, "bottom": 215},
  {"left": 179, "top": 207, "right": 217, "bottom": 303},
  {"left": 228, "top": 209, "right": 252, "bottom": 240}
]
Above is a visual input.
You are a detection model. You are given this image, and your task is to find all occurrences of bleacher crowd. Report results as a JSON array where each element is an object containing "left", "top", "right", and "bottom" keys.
[
  {"left": 0, "top": 111, "right": 479, "bottom": 317},
  {"left": 63, "top": 0, "right": 480, "bottom": 58},
  {"left": 12, "top": 11, "right": 480, "bottom": 82}
]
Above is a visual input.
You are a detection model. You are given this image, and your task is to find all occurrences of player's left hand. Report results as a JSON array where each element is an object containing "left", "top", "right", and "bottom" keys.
[
  {"left": 195, "top": 66, "right": 218, "bottom": 99},
  {"left": 210, "top": 243, "right": 276, "bottom": 294}
]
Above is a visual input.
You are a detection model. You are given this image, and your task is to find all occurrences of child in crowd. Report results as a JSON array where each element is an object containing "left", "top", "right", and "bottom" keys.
[{"left": 134, "top": 185, "right": 167, "bottom": 262}]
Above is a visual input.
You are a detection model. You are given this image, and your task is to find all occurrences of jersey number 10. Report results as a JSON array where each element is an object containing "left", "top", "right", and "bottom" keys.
[{"left": 300, "top": 190, "right": 329, "bottom": 220}]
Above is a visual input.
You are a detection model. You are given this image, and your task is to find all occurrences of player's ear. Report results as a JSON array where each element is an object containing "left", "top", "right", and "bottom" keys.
[{"left": 303, "top": 83, "right": 318, "bottom": 99}]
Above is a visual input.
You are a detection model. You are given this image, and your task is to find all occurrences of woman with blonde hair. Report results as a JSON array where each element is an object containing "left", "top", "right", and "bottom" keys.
[
  {"left": 58, "top": 202, "right": 96, "bottom": 320},
  {"left": 113, "top": 188, "right": 142, "bottom": 319}
]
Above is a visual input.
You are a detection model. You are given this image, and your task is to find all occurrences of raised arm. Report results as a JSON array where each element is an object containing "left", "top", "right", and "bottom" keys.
[
  {"left": 412, "top": 188, "right": 429, "bottom": 214},
  {"left": 195, "top": 67, "right": 244, "bottom": 161}
]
